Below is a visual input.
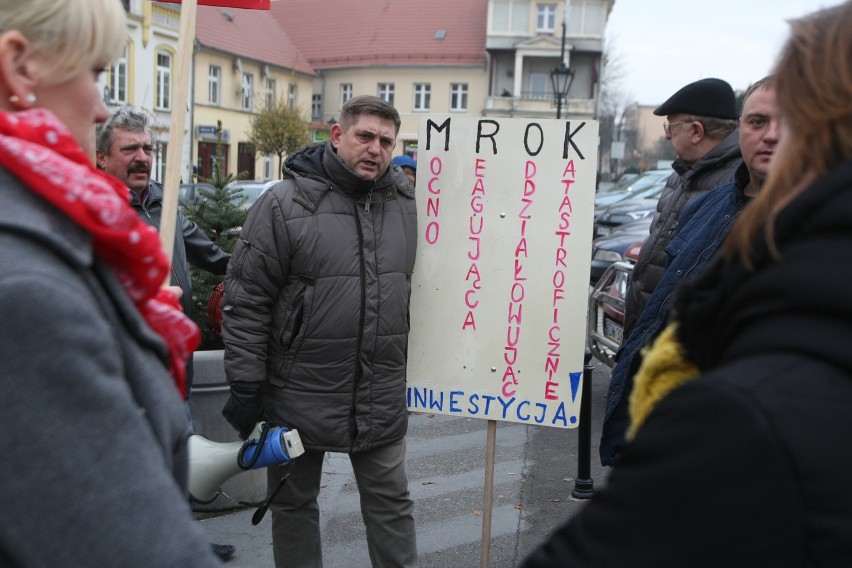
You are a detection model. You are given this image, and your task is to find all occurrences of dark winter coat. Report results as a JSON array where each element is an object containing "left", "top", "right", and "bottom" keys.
[
  {"left": 222, "top": 142, "right": 417, "bottom": 453},
  {"left": 0, "top": 169, "right": 219, "bottom": 567},
  {"left": 521, "top": 159, "right": 852, "bottom": 567},
  {"left": 129, "top": 180, "right": 230, "bottom": 318},
  {"left": 600, "top": 163, "right": 750, "bottom": 465},
  {"left": 623, "top": 129, "right": 741, "bottom": 337}
]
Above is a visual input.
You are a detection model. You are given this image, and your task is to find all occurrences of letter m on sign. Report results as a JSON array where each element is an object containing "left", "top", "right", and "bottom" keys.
[{"left": 157, "top": 0, "right": 271, "bottom": 8}]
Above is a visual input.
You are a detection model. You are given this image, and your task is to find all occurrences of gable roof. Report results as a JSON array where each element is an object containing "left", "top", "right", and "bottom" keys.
[
  {"left": 269, "top": 0, "right": 487, "bottom": 69},
  {"left": 196, "top": 5, "right": 315, "bottom": 75}
]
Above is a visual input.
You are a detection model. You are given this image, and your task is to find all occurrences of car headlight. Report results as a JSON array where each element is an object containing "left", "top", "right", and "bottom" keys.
[
  {"left": 593, "top": 249, "right": 623, "bottom": 262},
  {"left": 626, "top": 210, "right": 653, "bottom": 221}
]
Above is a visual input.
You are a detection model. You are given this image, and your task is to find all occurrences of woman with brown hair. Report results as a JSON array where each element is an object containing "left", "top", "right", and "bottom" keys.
[{"left": 522, "top": 2, "right": 852, "bottom": 565}]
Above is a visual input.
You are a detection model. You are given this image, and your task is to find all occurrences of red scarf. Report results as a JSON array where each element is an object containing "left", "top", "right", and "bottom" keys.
[{"left": 0, "top": 109, "right": 198, "bottom": 397}]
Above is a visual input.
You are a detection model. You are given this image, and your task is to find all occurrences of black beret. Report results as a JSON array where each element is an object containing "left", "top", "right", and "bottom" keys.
[{"left": 653, "top": 78, "right": 737, "bottom": 119}]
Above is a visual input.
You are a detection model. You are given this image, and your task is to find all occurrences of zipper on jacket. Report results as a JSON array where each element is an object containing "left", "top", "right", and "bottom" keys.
[
  {"left": 350, "top": 201, "right": 367, "bottom": 450},
  {"left": 364, "top": 188, "right": 373, "bottom": 214}
]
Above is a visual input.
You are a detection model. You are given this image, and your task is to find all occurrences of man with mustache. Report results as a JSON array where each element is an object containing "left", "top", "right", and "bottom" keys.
[
  {"left": 96, "top": 106, "right": 230, "bottom": 348},
  {"left": 96, "top": 106, "right": 234, "bottom": 562},
  {"left": 599, "top": 77, "right": 780, "bottom": 467}
]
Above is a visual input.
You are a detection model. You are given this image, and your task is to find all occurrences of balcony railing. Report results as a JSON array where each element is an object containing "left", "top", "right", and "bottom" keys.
[{"left": 483, "top": 94, "right": 595, "bottom": 118}]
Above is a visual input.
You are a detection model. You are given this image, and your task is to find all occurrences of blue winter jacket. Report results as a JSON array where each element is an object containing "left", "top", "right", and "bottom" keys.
[{"left": 600, "top": 164, "right": 750, "bottom": 465}]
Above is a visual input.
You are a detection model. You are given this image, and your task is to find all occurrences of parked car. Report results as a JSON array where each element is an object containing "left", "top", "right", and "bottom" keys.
[
  {"left": 594, "top": 182, "right": 665, "bottom": 238},
  {"left": 224, "top": 179, "right": 279, "bottom": 210},
  {"left": 594, "top": 169, "right": 672, "bottom": 207},
  {"left": 180, "top": 180, "right": 278, "bottom": 212},
  {"left": 589, "top": 218, "right": 651, "bottom": 283},
  {"left": 588, "top": 238, "right": 643, "bottom": 367},
  {"left": 179, "top": 182, "right": 216, "bottom": 208}
]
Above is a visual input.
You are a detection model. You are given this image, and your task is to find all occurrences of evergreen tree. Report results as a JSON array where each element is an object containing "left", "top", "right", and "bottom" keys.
[{"left": 182, "top": 121, "right": 249, "bottom": 349}]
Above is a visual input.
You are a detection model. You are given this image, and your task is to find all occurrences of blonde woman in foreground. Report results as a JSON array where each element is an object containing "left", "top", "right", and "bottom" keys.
[{"left": 0, "top": 1, "right": 220, "bottom": 565}]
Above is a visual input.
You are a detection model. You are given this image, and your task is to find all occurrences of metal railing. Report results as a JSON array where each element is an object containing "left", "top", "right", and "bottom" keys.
[{"left": 587, "top": 261, "right": 633, "bottom": 368}]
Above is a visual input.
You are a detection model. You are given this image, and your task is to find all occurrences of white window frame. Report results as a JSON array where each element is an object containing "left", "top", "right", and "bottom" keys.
[
  {"left": 265, "top": 77, "right": 276, "bottom": 109},
  {"left": 109, "top": 44, "right": 128, "bottom": 104},
  {"left": 530, "top": 73, "right": 549, "bottom": 100},
  {"left": 155, "top": 50, "right": 172, "bottom": 111},
  {"left": 413, "top": 83, "right": 431, "bottom": 111},
  {"left": 450, "top": 83, "right": 468, "bottom": 111},
  {"left": 242, "top": 72, "right": 254, "bottom": 111},
  {"left": 208, "top": 64, "right": 221, "bottom": 105},
  {"left": 288, "top": 83, "right": 297, "bottom": 109},
  {"left": 537, "top": 4, "right": 557, "bottom": 32},
  {"left": 378, "top": 83, "right": 395, "bottom": 106},
  {"left": 312, "top": 93, "right": 322, "bottom": 119},
  {"left": 341, "top": 83, "right": 353, "bottom": 106}
]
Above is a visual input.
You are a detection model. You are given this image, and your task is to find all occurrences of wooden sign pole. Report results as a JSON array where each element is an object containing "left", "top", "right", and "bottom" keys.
[
  {"left": 158, "top": 0, "right": 198, "bottom": 273},
  {"left": 480, "top": 420, "right": 497, "bottom": 567}
]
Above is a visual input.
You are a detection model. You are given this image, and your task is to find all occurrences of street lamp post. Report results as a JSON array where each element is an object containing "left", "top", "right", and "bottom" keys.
[{"left": 550, "top": 20, "right": 575, "bottom": 119}]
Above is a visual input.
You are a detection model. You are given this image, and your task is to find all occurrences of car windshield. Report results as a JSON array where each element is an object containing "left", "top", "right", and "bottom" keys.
[{"left": 595, "top": 170, "right": 670, "bottom": 206}]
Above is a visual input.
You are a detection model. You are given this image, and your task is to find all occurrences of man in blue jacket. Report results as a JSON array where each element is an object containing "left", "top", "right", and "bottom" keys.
[{"left": 600, "top": 76, "right": 780, "bottom": 466}]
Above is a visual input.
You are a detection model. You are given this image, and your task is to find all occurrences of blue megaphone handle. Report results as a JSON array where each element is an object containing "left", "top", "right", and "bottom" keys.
[{"left": 238, "top": 424, "right": 292, "bottom": 470}]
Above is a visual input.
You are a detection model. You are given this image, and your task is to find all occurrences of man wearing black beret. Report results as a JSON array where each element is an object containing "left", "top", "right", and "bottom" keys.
[{"left": 601, "top": 78, "right": 742, "bottom": 466}]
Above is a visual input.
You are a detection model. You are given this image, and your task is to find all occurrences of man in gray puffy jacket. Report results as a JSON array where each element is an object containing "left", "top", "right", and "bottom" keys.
[{"left": 221, "top": 95, "right": 418, "bottom": 567}]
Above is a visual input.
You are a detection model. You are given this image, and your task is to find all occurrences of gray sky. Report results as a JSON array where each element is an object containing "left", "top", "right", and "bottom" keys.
[{"left": 604, "top": 0, "right": 844, "bottom": 106}]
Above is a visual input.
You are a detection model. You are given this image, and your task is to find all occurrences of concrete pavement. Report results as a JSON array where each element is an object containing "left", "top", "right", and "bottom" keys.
[{"left": 197, "top": 359, "right": 612, "bottom": 567}]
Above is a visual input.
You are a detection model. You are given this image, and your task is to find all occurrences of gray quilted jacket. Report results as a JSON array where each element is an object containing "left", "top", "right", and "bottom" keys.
[
  {"left": 623, "top": 129, "right": 741, "bottom": 338},
  {"left": 222, "top": 141, "right": 417, "bottom": 453},
  {"left": 0, "top": 169, "right": 218, "bottom": 566}
]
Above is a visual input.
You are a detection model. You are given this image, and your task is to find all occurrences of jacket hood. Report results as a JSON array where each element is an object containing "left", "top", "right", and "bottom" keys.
[
  {"left": 674, "top": 159, "right": 852, "bottom": 376},
  {"left": 283, "top": 141, "right": 412, "bottom": 200}
]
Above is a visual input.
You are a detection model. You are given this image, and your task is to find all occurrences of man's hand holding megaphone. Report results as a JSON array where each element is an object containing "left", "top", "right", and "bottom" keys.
[{"left": 222, "top": 381, "right": 265, "bottom": 439}]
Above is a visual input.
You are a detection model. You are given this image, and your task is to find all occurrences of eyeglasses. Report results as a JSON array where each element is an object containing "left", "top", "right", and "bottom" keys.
[{"left": 663, "top": 120, "right": 689, "bottom": 135}]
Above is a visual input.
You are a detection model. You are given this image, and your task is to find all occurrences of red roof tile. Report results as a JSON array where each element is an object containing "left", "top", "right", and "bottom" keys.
[
  {"left": 196, "top": 5, "right": 315, "bottom": 75},
  {"left": 269, "top": 0, "right": 487, "bottom": 68}
]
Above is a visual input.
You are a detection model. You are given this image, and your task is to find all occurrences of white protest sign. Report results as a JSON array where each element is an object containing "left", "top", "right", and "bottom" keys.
[{"left": 407, "top": 115, "right": 598, "bottom": 429}]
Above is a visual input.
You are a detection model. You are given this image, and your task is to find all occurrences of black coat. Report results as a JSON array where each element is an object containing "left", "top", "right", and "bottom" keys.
[
  {"left": 129, "top": 180, "right": 230, "bottom": 318},
  {"left": 522, "top": 160, "right": 852, "bottom": 567}
]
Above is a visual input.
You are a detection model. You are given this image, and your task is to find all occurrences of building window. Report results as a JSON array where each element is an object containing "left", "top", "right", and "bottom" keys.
[
  {"left": 237, "top": 142, "right": 256, "bottom": 179},
  {"left": 108, "top": 43, "right": 129, "bottom": 104},
  {"left": 242, "top": 72, "right": 254, "bottom": 111},
  {"left": 378, "top": 83, "right": 395, "bottom": 106},
  {"left": 537, "top": 4, "right": 557, "bottom": 32},
  {"left": 265, "top": 77, "right": 276, "bottom": 109},
  {"left": 312, "top": 93, "right": 322, "bottom": 120},
  {"left": 155, "top": 50, "right": 172, "bottom": 110},
  {"left": 341, "top": 83, "right": 353, "bottom": 106},
  {"left": 450, "top": 83, "right": 468, "bottom": 111},
  {"left": 567, "top": 0, "right": 607, "bottom": 36},
  {"left": 263, "top": 154, "right": 273, "bottom": 180},
  {"left": 155, "top": 141, "right": 168, "bottom": 183},
  {"left": 208, "top": 64, "right": 221, "bottom": 105},
  {"left": 413, "top": 83, "right": 431, "bottom": 111},
  {"left": 530, "top": 73, "right": 549, "bottom": 99},
  {"left": 492, "top": 0, "right": 530, "bottom": 33},
  {"left": 288, "top": 83, "right": 297, "bottom": 109}
]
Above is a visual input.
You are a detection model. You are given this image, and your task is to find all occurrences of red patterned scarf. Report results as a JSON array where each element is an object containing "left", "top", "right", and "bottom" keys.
[{"left": 0, "top": 109, "right": 198, "bottom": 397}]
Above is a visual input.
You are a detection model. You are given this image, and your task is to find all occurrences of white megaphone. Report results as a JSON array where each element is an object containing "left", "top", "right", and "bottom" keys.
[{"left": 188, "top": 422, "right": 305, "bottom": 503}]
